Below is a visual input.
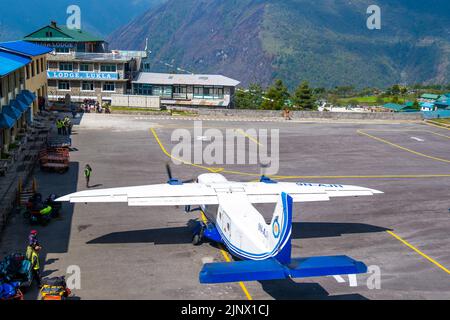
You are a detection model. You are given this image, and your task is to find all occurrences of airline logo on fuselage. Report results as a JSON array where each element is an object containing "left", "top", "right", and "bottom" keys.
[
  {"left": 297, "top": 183, "right": 344, "bottom": 188},
  {"left": 258, "top": 223, "right": 269, "bottom": 239}
]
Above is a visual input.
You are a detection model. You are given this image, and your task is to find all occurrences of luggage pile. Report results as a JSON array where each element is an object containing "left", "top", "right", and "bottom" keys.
[
  {"left": 0, "top": 282, "right": 23, "bottom": 300},
  {"left": 40, "top": 276, "right": 71, "bottom": 300},
  {"left": 39, "top": 147, "right": 70, "bottom": 173},
  {"left": 0, "top": 253, "right": 33, "bottom": 299},
  {"left": 24, "top": 193, "right": 62, "bottom": 226}
]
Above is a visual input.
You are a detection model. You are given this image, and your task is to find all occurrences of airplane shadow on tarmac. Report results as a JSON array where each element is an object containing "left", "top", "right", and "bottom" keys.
[
  {"left": 258, "top": 279, "right": 368, "bottom": 300},
  {"left": 87, "top": 221, "right": 390, "bottom": 245},
  {"left": 86, "top": 220, "right": 384, "bottom": 300}
]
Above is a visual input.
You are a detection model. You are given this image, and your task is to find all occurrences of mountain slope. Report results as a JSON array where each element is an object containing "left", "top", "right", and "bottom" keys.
[
  {"left": 109, "top": 0, "right": 450, "bottom": 89},
  {"left": 0, "top": 0, "right": 165, "bottom": 40}
]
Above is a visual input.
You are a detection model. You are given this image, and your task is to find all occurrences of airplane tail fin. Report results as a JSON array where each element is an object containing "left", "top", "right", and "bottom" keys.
[{"left": 268, "top": 192, "right": 293, "bottom": 265}]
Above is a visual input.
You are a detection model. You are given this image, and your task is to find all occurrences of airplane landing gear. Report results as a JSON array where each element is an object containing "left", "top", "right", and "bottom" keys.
[{"left": 192, "top": 221, "right": 205, "bottom": 246}]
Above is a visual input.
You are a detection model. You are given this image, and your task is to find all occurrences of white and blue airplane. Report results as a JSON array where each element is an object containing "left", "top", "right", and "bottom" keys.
[{"left": 57, "top": 170, "right": 383, "bottom": 284}]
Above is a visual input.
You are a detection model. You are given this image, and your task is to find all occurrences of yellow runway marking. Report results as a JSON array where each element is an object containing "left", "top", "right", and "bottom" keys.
[
  {"left": 274, "top": 174, "right": 450, "bottom": 179},
  {"left": 361, "top": 129, "right": 450, "bottom": 139},
  {"left": 150, "top": 128, "right": 224, "bottom": 173},
  {"left": 151, "top": 127, "right": 450, "bottom": 179},
  {"left": 235, "top": 129, "right": 263, "bottom": 147},
  {"left": 358, "top": 129, "right": 450, "bottom": 164},
  {"left": 387, "top": 231, "right": 450, "bottom": 275},
  {"left": 200, "top": 212, "right": 253, "bottom": 300},
  {"left": 424, "top": 121, "right": 450, "bottom": 131}
]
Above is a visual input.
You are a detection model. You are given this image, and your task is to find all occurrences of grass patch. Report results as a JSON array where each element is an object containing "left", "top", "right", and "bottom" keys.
[
  {"left": 111, "top": 107, "right": 198, "bottom": 117},
  {"left": 430, "top": 118, "right": 450, "bottom": 126},
  {"left": 111, "top": 106, "right": 167, "bottom": 113}
]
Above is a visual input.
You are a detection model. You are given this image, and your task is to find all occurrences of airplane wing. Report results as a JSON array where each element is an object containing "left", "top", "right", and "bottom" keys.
[
  {"left": 57, "top": 180, "right": 382, "bottom": 206},
  {"left": 57, "top": 184, "right": 219, "bottom": 206},
  {"left": 236, "top": 181, "right": 383, "bottom": 204}
]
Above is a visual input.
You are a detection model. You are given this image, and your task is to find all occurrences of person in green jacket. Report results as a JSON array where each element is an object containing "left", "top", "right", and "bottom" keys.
[{"left": 84, "top": 164, "right": 92, "bottom": 188}]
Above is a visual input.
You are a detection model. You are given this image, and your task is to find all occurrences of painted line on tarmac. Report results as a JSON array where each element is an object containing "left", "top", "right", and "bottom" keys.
[
  {"left": 200, "top": 212, "right": 253, "bottom": 300},
  {"left": 150, "top": 128, "right": 224, "bottom": 173},
  {"left": 151, "top": 128, "right": 450, "bottom": 180},
  {"left": 362, "top": 128, "right": 450, "bottom": 140},
  {"left": 424, "top": 121, "right": 450, "bottom": 131},
  {"left": 275, "top": 174, "right": 450, "bottom": 179},
  {"left": 387, "top": 231, "right": 450, "bottom": 276},
  {"left": 358, "top": 129, "right": 450, "bottom": 164},
  {"left": 235, "top": 129, "right": 263, "bottom": 147}
]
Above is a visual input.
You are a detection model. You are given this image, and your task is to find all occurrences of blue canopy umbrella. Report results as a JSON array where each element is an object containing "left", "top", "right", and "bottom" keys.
[
  {"left": 2, "top": 104, "right": 22, "bottom": 120},
  {"left": 22, "top": 90, "right": 36, "bottom": 102},
  {"left": 16, "top": 92, "right": 33, "bottom": 106},
  {"left": 0, "top": 112, "right": 15, "bottom": 129},
  {"left": 10, "top": 99, "right": 29, "bottom": 113}
]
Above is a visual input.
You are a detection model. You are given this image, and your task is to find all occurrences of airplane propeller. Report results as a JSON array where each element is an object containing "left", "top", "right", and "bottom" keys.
[
  {"left": 259, "top": 162, "right": 277, "bottom": 184},
  {"left": 165, "top": 163, "right": 196, "bottom": 185}
]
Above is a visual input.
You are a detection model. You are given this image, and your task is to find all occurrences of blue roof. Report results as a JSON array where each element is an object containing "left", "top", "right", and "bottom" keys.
[
  {"left": 420, "top": 102, "right": 434, "bottom": 108},
  {"left": 2, "top": 104, "right": 22, "bottom": 120},
  {"left": 0, "top": 112, "right": 15, "bottom": 129},
  {"left": 0, "top": 40, "right": 52, "bottom": 57},
  {"left": 0, "top": 51, "right": 31, "bottom": 77}
]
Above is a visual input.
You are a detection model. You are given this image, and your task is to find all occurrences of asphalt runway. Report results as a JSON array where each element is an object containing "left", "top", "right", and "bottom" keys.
[{"left": 1, "top": 113, "right": 449, "bottom": 300}]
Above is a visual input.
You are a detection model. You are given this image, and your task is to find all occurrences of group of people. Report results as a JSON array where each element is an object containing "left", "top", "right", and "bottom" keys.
[
  {"left": 81, "top": 99, "right": 111, "bottom": 114},
  {"left": 56, "top": 116, "right": 73, "bottom": 135},
  {"left": 25, "top": 230, "right": 42, "bottom": 287},
  {"left": 81, "top": 99, "right": 99, "bottom": 113}
]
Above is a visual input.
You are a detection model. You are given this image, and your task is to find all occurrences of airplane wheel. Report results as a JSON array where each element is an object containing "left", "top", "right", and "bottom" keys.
[{"left": 192, "top": 234, "right": 202, "bottom": 246}]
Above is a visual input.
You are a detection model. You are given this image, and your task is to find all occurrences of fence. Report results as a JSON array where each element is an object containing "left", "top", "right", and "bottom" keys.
[{"left": 422, "top": 110, "right": 450, "bottom": 119}]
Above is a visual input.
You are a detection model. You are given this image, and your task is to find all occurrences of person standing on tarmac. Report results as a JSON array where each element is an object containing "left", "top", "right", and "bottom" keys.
[
  {"left": 31, "top": 245, "right": 42, "bottom": 287},
  {"left": 61, "top": 118, "right": 67, "bottom": 135},
  {"left": 56, "top": 119, "right": 62, "bottom": 135},
  {"left": 84, "top": 164, "right": 92, "bottom": 188},
  {"left": 67, "top": 119, "right": 73, "bottom": 135}
]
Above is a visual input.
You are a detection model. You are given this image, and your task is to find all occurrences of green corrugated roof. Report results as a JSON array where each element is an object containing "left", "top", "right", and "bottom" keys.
[
  {"left": 383, "top": 103, "right": 406, "bottom": 111},
  {"left": 420, "top": 93, "right": 440, "bottom": 100},
  {"left": 24, "top": 24, "right": 104, "bottom": 43}
]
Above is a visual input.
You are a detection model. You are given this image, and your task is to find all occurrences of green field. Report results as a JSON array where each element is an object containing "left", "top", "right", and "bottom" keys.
[
  {"left": 430, "top": 118, "right": 450, "bottom": 126},
  {"left": 336, "top": 95, "right": 417, "bottom": 106}
]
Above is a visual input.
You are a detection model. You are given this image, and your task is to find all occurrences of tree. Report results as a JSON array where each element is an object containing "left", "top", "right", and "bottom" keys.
[
  {"left": 260, "top": 79, "right": 290, "bottom": 110},
  {"left": 411, "top": 100, "right": 420, "bottom": 110},
  {"left": 376, "top": 96, "right": 385, "bottom": 105},
  {"left": 293, "top": 81, "right": 316, "bottom": 110},
  {"left": 391, "top": 96, "right": 400, "bottom": 104},
  {"left": 348, "top": 99, "right": 359, "bottom": 107},
  {"left": 391, "top": 84, "right": 401, "bottom": 95},
  {"left": 234, "top": 84, "right": 264, "bottom": 109}
]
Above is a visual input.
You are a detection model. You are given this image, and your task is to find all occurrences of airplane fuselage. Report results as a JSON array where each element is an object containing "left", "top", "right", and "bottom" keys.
[{"left": 198, "top": 173, "right": 289, "bottom": 261}]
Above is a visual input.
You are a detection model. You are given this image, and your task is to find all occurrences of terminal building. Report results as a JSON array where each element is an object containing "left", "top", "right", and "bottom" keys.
[
  {"left": 24, "top": 21, "right": 139, "bottom": 104},
  {"left": 0, "top": 41, "right": 51, "bottom": 152},
  {"left": 132, "top": 72, "right": 240, "bottom": 108},
  {"left": 21, "top": 21, "right": 240, "bottom": 108}
]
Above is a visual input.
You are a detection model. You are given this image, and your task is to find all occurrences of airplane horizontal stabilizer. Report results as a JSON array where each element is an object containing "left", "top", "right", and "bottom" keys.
[{"left": 199, "top": 255, "right": 367, "bottom": 284}]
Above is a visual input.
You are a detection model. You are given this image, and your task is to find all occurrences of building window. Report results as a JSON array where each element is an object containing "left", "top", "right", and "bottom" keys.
[
  {"left": 79, "top": 64, "right": 90, "bottom": 72},
  {"left": 58, "top": 81, "right": 70, "bottom": 90},
  {"left": 134, "top": 84, "right": 152, "bottom": 95},
  {"left": 102, "top": 82, "right": 115, "bottom": 92},
  {"left": 213, "top": 87, "right": 224, "bottom": 99},
  {"left": 194, "top": 86, "right": 203, "bottom": 98},
  {"left": 100, "top": 64, "right": 117, "bottom": 72},
  {"left": 26, "top": 65, "right": 30, "bottom": 79},
  {"left": 41, "top": 58, "right": 45, "bottom": 72},
  {"left": 55, "top": 47, "right": 70, "bottom": 53},
  {"left": 59, "top": 62, "right": 73, "bottom": 71},
  {"left": 81, "top": 81, "right": 94, "bottom": 91},
  {"left": 36, "top": 59, "right": 40, "bottom": 75},
  {"left": 31, "top": 61, "right": 35, "bottom": 77},
  {"left": 173, "top": 86, "right": 187, "bottom": 99}
]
